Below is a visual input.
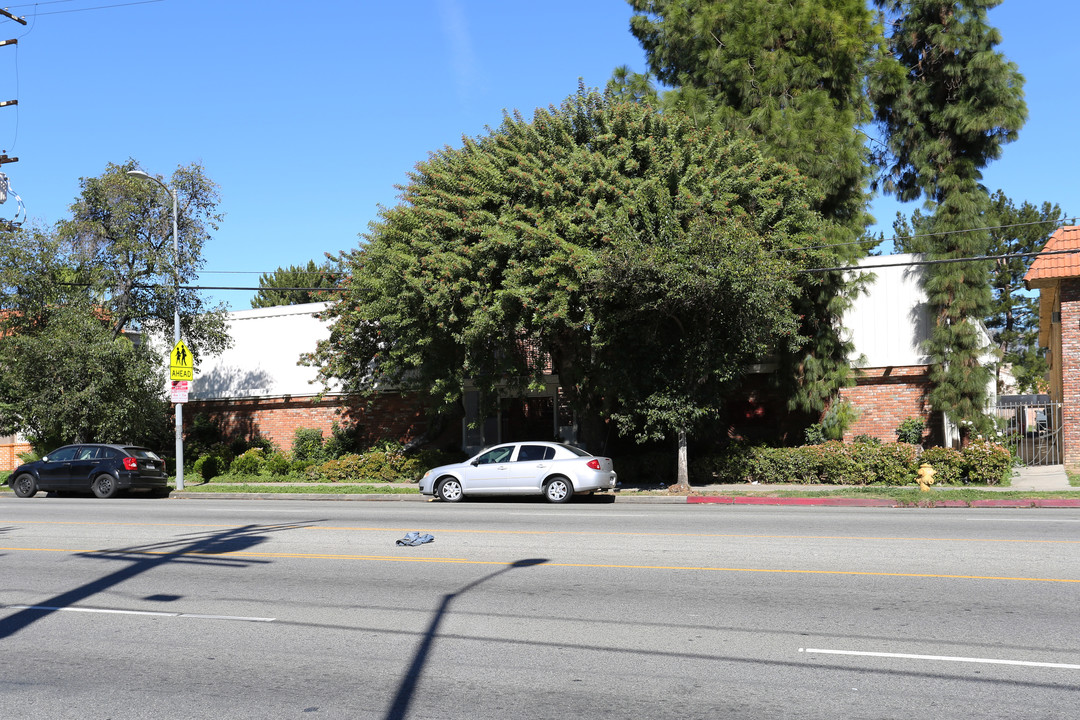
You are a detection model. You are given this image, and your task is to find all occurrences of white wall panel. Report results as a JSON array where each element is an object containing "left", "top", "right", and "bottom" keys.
[
  {"left": 842, "top": 254, "right": 931, "bottom": 367},
  {"left": 189, "top": 302, "right": 338, "bottom": 400}
]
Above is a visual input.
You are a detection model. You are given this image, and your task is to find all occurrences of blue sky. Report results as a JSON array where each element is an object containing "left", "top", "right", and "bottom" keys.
[{"left": 2, "top": 0, "right": 1076, "bottom": 309}]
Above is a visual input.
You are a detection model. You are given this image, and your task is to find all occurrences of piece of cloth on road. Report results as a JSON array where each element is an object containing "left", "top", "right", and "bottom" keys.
[{"left": 396, "top": 531, "right": 435, "bottom": 546}]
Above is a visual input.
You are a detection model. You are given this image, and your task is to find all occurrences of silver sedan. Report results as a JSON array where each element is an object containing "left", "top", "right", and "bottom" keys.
[{"left": 419, "top": 441, "right": 618, "bottom": 503}]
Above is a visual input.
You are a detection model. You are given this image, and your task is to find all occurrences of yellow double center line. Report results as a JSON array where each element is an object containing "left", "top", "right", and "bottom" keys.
[{"left": 2, "top": 545, "right": 1078, "bottom": 583}]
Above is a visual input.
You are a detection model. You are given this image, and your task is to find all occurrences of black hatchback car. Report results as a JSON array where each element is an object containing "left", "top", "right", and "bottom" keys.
[{"left": 7, "top": 444, "right": 169, "bottom": 499}]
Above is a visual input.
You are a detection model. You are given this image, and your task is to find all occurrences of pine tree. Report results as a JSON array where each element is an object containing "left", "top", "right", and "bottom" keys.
[
  {"left": 984, "top": 191, "right": 1063, "bottom": 394},
  {"left": 251, "top": 259, "right": 341, "bottom": 308},
  {"left": 870, "top": 0, "right": 1027, "bottom": 440},
  {"left": 627, "top": 0, "right": 878, "bottom": 230}
]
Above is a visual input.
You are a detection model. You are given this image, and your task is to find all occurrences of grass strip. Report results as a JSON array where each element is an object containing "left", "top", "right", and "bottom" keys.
[{"left": 177, "top": 484, "right": 419, "bottom": 495}]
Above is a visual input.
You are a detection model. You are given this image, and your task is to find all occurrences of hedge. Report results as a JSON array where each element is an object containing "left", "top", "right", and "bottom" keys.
[{"left": 690, "top": 439, "right": 1011, "bottom": 486}]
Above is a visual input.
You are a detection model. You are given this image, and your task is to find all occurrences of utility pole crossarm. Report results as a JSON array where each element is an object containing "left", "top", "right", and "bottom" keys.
[{"left": 0, "top": 10, "right": 27, "bottom": 25}]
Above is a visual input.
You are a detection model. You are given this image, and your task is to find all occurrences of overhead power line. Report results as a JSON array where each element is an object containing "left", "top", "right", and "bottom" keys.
[
  {"left": 775, "top": 216, "right": 1077, "bottom": 255},
  {"left": 803, "top": 247, "right": 1080, "bottom": 274},
  {"left": 5, "top": 0, "right": 164, "bottom": 16}
]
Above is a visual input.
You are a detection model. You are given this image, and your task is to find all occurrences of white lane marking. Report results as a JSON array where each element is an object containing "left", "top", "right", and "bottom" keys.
[
  {"left": 178, "top": 613, "right": 276, "bottom": 622},
  {"left": 800, "top": 647, "right": 1080, "bottom": 670},
  {"left": 9, "top": 605, "right": 275, "bottom": 622}
]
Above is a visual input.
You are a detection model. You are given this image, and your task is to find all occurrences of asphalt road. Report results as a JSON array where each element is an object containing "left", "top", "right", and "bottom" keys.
[{"left": 2, "top": 496, "right": 1079, "bottom": 719}]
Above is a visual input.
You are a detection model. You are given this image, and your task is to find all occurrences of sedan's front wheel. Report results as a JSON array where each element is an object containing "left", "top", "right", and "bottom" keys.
[
  {"left": 544, "top": 476, "right": 573, "bottom": 504},
  {"left": 436, "top": 478, "right": 463, "bottom": 502},
  {"left": 92, "top": 473, "right": 118, "bottom": 499},
  {"left": 11, "top": 473, "right": 37, "bottom": 498}
]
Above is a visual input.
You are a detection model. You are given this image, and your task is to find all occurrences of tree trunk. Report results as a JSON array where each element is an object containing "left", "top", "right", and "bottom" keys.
[{"left": 674, "top": 428, "right": 690, "bottom": 491}]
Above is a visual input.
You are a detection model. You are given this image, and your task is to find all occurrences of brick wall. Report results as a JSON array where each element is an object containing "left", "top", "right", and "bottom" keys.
[
  {"left": 1, "top": 438, "right": 33, "bottom": 472},
  {"left": 183, "top": 392, "right": 430, "bottom": 452},
  {"left": 1060, "top": 280, "right": 1080, "bottom": 470},
  {"left": 839, "top": 366, "right": 932, "bottom": 444}
]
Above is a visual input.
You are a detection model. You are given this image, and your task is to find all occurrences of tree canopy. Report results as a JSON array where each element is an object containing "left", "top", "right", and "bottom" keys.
[
  {"left": 251, "top": 259, "right": 342, "bottom": 308},
  {"left": 617, "top": 0, "right": 884, "bottom": 420},
  {"left": 625, "top": 0, "right": 879, "bottom": 232},
  {"left": 0, "top": 160, "right": 230, "bottom": 453},
  {"left": 309, "top": 90, "right": 844, "bottom": 477}
]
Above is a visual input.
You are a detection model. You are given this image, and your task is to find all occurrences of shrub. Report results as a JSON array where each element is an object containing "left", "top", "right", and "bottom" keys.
[
  {"left": 919, "top": 446, "right": 964, "bottom": 485},
  {"left": 748, "top": 446, "right": 817, "bottom": 484},
  {"left": 292, "top": 428, "right": 325, "bottom": 462},
  {"left": 853, "top": 434, "right": 881, "bottom": 446},
  {"left": 804, "top": 423, "right": 825, "bottom": 446},
  {"left": 805, "top": 442, "right": 860, "bottom": 484},
  {"left": 307, "top": 453, "right": 367, "bottom": 482},
  {"left": 963, "top": 438, "right": 1012, "bottom": 486},
  {"left": 290, "top": 458, "right": 317, "bottom": 475},
  {"left": 194, "top": 455, "right": 222, "bottom": 481},
  {"left": 853, "top": 442, "right": 919, "bottom": 485},
  {"left": 324, "top": 421, "right": 362, "bottom": 460},
  {"left": 230, "top": 448, "right": 266, "bottom": 475},
  {"left": 264, "top": 452, "right": 291, "bottom": 476},
  {"left": 306, "top": 443, "right": 427, "bottom": 483},
  {"left": 896, "top": 417, "right": 926, "bottom": 445},
  {"left": 690, "top": 446, "right": 752, "bottom": 484}
]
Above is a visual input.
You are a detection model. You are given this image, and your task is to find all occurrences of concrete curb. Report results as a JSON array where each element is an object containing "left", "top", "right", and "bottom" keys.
[{"left": 5, "top": 490, "right": 1080, "bottom": 508}]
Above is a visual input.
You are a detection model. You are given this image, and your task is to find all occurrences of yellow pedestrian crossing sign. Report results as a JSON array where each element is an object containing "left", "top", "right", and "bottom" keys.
[{"left": 170, "top": 340, "right": 194, "bottom": 381}]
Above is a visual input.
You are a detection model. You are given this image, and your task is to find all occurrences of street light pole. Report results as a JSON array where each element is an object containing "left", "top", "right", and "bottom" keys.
[{"left": 127, "top": 169, "right": 184, "bottom": 491}]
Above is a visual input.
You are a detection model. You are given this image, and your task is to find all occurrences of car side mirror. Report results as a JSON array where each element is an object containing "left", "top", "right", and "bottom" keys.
[
  {"left": 42, "top": 456, "right": 49, "bottom": 462},
  {"left": 471, "top": 460, "right": 480, "bottom": 467}
]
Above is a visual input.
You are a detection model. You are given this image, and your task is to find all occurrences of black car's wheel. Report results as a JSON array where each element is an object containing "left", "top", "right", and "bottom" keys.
[
  {"left": 11, "top": 473, "right": 38, "bottom": 498},
  {"left": 436, "top": 477, "right": 464, "bottom": 502},
  {"left": 544, "top": 476, "right": 573, "bottom": 504},
  {"left": 92, "top": 473, "right": 118, "bottom": 499}
]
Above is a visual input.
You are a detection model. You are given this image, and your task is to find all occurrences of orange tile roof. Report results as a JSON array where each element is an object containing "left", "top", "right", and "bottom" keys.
[{"left": 1025, "top": 226, "right": 1080, "bottom": 287}]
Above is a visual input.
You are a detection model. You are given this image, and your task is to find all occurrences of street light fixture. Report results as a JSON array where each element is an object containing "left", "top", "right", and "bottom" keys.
[{"left": 127, "top": 169, "right": 185, "bottom": 491}]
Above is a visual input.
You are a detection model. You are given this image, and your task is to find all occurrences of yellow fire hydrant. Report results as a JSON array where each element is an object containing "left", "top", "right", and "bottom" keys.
[{"left": 917, "top": 463, "right": 936, "bottom": 492}]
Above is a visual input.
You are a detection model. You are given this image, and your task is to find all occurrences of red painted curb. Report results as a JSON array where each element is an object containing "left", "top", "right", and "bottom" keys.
[
  {"left": 1033, "top": 498, "right": 1080, "bottom": 507},
  {"left": 685, "top": 496, "right": 1080, "bottom": 509},
  {"left": 969, "top": 499, "right": 1035, "bottom": 508}
]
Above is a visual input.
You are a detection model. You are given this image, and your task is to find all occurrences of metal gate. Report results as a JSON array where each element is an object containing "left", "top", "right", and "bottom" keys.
[{"left": 995, "top": 398, "right": 1063, "bottom": 466}]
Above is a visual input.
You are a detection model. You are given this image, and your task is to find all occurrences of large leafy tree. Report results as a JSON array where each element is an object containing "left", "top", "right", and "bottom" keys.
[
  {"left": 56, "top": 159, "right": 230, "bottom": 358},
  {"left": 309, "top": 89, "right": 839, "bottom": 483},
  {"left": 0, "top": 161, "right": 230, "bottom": 453},
  {"left": 619, "top": 0, "right": 881, "bottom": 420},
  {"left": 251, "top": 259, "right": 341, "bottom": 308},
  {"left": 870, "top": 0, "right": 1027, "bottom": 439}
]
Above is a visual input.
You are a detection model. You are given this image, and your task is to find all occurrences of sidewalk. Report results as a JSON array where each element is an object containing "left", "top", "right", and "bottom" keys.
[{"left": 1006, "top": 464, "right": 1071, "bottom": 491}]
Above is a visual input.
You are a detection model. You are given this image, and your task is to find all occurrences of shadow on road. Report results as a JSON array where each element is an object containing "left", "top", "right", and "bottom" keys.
[
  {"left": 0, "top": 521, "right": 321, "bottom": 640},
  {"left": 383, "top": 557, "right": 549, "bottom": 720}
]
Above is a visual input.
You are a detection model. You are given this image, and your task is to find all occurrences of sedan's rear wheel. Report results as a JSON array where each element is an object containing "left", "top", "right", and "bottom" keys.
[
  {"left": 92, "top": 473, "right": 118, "bottom": 499},
  {"left": 544, "top": 476, "right": 573, "bottom": 504},
  {"left": 436, "top": 477, "right": 463, "bottom": 502},
  {"left": 12, "top": 473, "right": 37, "bottom": 498}
]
